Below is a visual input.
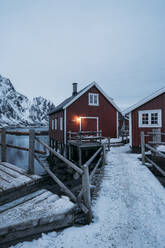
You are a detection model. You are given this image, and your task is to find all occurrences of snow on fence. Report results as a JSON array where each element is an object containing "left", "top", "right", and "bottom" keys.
[
  {"left": 0, "top": 128, "right": 106, "bottom": 224},
  {"left": 140, "top": 130, "right": 165, "bottom": 177}
]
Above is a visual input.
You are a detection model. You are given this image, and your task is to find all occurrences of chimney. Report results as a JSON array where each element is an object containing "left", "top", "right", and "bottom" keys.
[{"left": 72, "top": 82, "right": 78, "bottom": 96}]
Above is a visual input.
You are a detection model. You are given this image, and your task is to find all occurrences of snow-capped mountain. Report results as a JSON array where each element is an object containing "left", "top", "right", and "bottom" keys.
[{"left": 0, "top": 75, "right": 55, "bottom": 127}]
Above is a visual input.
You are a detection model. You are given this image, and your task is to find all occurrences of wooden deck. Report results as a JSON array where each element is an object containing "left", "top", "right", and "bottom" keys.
[
  {"left": 0, "top": 162, "right": 42, "bottom": 205},
  {"left": 0, "top": 189, "right": 75, "bottom": 247}
]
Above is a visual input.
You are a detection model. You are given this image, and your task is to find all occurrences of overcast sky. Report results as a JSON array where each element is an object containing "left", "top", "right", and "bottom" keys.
[{"left": 1, "top": 0, "right": 165, "bottom": 110}]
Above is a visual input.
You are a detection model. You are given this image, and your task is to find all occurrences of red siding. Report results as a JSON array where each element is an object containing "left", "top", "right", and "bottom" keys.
[
  {"left": 132, "top": 92, "right": 165, "bottom": 147},
  {"left": 66, "top": 86, "right": 117, "bottom": 140},
  {"left": 49, "top": 111, "right": 64, "bottom": 143}
]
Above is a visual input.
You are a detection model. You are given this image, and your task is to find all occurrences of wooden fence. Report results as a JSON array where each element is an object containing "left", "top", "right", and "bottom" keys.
[
  {"left": 141, "top": 131, "right": 165, "bottom": 177},
  {"left": 0, "top": 128, "right": 106, "bottom": 223}
]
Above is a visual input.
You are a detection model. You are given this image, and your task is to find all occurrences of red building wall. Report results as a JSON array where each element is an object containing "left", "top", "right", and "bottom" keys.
[
  {"left": 66, "top": 86, "right": 117, "bottom": 140},
  {"left": 132, "top": 93, "right": 165, "bottom": 147},
  {"left": 49, "top": 111, "right": 64, "bottom": 142}
]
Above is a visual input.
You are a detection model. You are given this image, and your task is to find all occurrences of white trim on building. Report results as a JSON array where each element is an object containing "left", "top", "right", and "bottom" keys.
[{"left": 138, "top": 109, "right": 162, "bottom": 128}]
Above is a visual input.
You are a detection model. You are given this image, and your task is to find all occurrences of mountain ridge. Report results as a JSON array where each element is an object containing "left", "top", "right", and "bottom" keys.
[{"left": 0, "top": 74, "right": 55, "bottom": 127}]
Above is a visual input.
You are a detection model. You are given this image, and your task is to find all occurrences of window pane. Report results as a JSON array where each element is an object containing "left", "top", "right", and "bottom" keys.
[
  {"left": 151, "top": 113, "right": 158, "bottom": 124},
  {"left": 90, "top": 94, "right": 93, "bottom": 104},
  {"left": 142, "top": 113, "right": 149, "bottom": 124},
  {"left": 94, "top": 95, "right": 98, "bottom": 104}
]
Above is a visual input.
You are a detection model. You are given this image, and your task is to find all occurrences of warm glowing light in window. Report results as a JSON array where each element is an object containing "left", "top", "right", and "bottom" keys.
[{"left": 76, "top": 117, "right": 81, "bottom": 123}]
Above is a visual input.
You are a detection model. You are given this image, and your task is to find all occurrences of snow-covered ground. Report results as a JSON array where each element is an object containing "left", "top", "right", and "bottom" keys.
[{"left": 11, "top": 144, "right": 165, "bottom": 248}]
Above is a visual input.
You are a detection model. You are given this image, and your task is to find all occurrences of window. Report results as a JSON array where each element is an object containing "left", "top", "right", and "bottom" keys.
[
  {"left": 51, "top": 119, "right": 54, "bottom": 130},
  {"left": 60, "top": 117, "right": 63, "bottom": 130},
  {"left": 88, "top": 93, "right": 99, "bottom": 106},
  {"left": 138, "top": 110, "right": 162, "bottom": 127},
  {"left": 55, "top": 119, "right": 57, "bottom": 130}
]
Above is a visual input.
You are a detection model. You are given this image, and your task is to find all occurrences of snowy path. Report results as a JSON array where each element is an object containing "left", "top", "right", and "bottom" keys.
[{"left": 12, "top": 145, "right": 165, "bottom": 248}]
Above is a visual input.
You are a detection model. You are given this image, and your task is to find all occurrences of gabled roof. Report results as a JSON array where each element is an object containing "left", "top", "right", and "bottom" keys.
[
  {"left": 49, "top": 81, "right": 121, "bottom": 115},
  {"left": 122, "top": 87, "right": 165, "bottom": 115}
]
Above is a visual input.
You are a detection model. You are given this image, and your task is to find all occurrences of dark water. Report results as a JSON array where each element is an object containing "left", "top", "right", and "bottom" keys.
[{"left": 0, "top": 127, "right": 49, "bottom": 175}]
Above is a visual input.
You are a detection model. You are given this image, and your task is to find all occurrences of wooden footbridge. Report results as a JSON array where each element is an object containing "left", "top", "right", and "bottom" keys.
[{"left": 0, "top": 128, "right": 107, "bottom": 247}]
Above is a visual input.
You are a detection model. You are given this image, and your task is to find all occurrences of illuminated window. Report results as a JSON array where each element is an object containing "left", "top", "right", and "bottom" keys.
[
  {"left": 88, "top": 93, "right": 99, "bottom": 106},
  {"left": 138, "top": 110, "right": 161, "bottom": 127}
]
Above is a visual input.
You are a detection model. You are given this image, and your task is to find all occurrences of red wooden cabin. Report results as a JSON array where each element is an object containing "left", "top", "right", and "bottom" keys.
[
  {"left": 123, "top": 87, "right": 165, "bottom": 151},
  {"left": 49, "top": 82, "right": 120, "bottom": 146}
]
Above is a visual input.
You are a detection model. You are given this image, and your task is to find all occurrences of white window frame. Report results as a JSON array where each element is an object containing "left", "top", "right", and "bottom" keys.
[
  {"left": 60, "top": 117, "right": 63, "bottom": 131},
  {"left": 88, "top": 93, "right": 99, "bottom": 106},
  {"left": 79, "top": 117, "right": 99, "bottom": 132},
  {"left": 138, "top": 109, "right": 162, "bottom": 128},
  {"left": 55, "top": 119, "right": 57, "bottom": 130}
]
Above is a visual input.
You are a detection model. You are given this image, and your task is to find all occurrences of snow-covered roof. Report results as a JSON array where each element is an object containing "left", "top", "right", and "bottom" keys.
[
  {"left": 49, "top": 82, "right": 121, "bottom": 114},
  {"left": 122, "top": 87, "right": 165, "bottom": 115}
]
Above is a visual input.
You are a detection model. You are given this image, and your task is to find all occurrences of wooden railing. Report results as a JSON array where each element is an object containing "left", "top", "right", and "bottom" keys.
[
  {"left": 0, "top": 128, "right": 107, "bottom": 223},
  {"left": 0, "top": 128, "right": 48, "bottom": 174},
  {"left": 68, "top": 130, "right": 103, "bottom": 143},
  {"left": 35, "top": 137, "right": 106, "bottom": 223},
  {"left": 140, "top": 131, "right": 165, "bottom": 177}
]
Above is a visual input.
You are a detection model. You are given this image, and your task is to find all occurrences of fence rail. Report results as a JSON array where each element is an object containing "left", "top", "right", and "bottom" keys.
[
  {"left": 141, "top": 131, "right": 165, "bottom": 177},
  {"left": 0, "top": 128, "right": 107, "bottom": 223}
]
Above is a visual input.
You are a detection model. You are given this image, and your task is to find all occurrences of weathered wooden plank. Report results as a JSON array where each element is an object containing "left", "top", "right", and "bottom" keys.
[
  {"left": 90, "top": 157, "right": 102, "bottom": 180},
  {"left": 0, "top": 212, "right": 74, "bottom": 247},
  {"left": 0, "top": 180, "right": 12, "bottom": 191},
  {"left": 34, "top": 154, "right": 77, "bottom": 202},
  {"left": 0, "top": 162, "right": 40, "bottom": 180},
  {"left": 6, "top": 144, "right": 46, "bottom": 155},
  {"left": 0, "top": 165, "right": 23, "bottom": 178},
  {"left": 0, "top": 190, "right": 75, "bottom": 245},
  {"left": 0, "top": 169, "right": 13, "bottom": 183},
  {"left": 6, "top": 130, "right": 48, "bottom": 136},
  {"left": 0, "top": 189, "right": 47, "bottom": 214},
  {"left": 0, "top": 162, "right": 27, "bottom": 174},
  {"left": 82, "top": 165, "right": 92, "bottom": 224}
]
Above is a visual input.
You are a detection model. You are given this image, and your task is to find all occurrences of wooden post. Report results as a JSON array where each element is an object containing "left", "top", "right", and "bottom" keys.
[
  {"left": 68, "top": 131, "right": 71, "bottom": 141},
  {"left": 82, "top": 164, "right": 92, "bottom": 224},
  {"left": 108, "top": 137, "right": 110, "bottom": 151},
  {"left": 1, "top": 128, "right": 6, "bottom": 162},
  {"left": 102, "top": 143, "right": 106, "bottom": 166},
  {"left": 28, "top": 129, "right": 35, "bottom": 174},
  {"left": 141, "top": 131, "right": 145, "bottom": 165},
  {"left": 79, "top": 132, "right": 82, "bottom": 144},
  {"left": 69, "top": 144, "right": 71, "bottom": 160},
  {"left": 78, "top": 147, "right": 82, "bottom": 167},
  {"left": 99, "top": 130, "right": 102, "bottom": 144}
]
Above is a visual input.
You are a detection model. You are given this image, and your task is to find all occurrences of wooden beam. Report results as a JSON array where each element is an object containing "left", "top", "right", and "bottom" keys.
[
  {"left": 90, "top": 157, "right": 102, "bottom": 180},
  {"left": 145, "top": 144, "right": 165, "bottom": 160},
  {"left": 28, "top": 129, "right": 35, "bottom": 174},
  {"left": 1, "top": 128, "right": 6, "bottom": 162},
  {"left": 34, "top": 154, "right": 77, "bottom": 202},
  {"left": 84, "top": 147, "right": 102, "bottom": 168},
  {"left": 82, "top": 164, "right": 92, "bottom": 224},
  {"left": 35, "top": 137, "right": 83, "bottom": 175},
  {"left": 146, "top": 156, "right": 165, "bottom": 177},
  {"left": 6, "top": 130, "right": 48, "bottom": 136},
  {"left": 6, "top": 144, "right": 46, "bottom": 155}
]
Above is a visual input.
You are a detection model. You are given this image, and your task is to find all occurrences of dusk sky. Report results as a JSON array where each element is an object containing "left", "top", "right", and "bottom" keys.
[{"left": 1, "top": 0, "right": 165, "bottom": 110}]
